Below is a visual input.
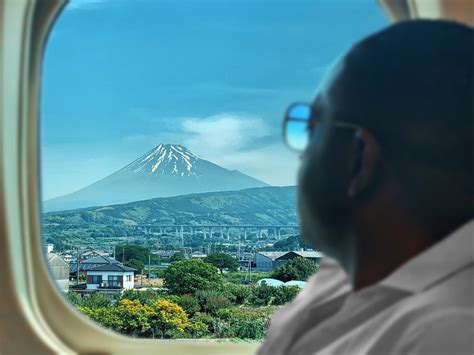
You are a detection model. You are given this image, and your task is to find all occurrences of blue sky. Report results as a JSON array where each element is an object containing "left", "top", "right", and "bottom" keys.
[{"left": 41, "top": 0, "right": 387, "bottom": 200}]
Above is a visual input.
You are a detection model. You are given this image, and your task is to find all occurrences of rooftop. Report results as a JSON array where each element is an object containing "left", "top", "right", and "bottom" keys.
[
  {"left": 87, "top": 264, "right": 136, "bottom": 272},
  {"left": 256, "top": 251, "right": 287, "bottom": 260},
  {"left": 289, "top": 251, "right": 324, "bottom": 259}
]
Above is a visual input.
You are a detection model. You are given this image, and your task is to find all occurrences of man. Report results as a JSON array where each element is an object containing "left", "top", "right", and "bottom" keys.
[{"left": 258, "top": 20, "right": 473, "bottom": 354}]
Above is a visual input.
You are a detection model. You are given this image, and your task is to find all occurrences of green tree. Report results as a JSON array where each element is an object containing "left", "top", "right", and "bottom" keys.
[
  {"left": 124, "top": 258, "right": 144, "bottom": 273},
  {"left": 164, "top": 259, "right": 222, "bottom": 295},
  {"left": 272, "top": 257, "right": 318, "bottom": 282},
  {"left": 271, "top": 235, "right": 312, "bottom": 251},
  {"left": 204, "top": 252, "right": 239, "bottom": 274},
  {"left": 115, "top": 244, "right": 150, "bottom": 264},
  {"left": 169, "top": 251, "right": 185, "bottom": 263}
]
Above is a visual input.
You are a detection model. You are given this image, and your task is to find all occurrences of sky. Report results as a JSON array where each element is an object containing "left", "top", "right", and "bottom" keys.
[{"left": 41, "top": 0, "right": 387, "bottom": 200}]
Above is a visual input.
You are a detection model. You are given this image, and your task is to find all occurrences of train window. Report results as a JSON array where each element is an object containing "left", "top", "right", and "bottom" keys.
[{"left": 40, "top": 0, "right": 386, "bottom": 346}]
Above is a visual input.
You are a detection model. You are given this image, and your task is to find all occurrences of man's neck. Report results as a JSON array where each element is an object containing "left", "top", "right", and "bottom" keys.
[
  {"left": 350, "top": 198, "right": 436, "bottom": 291},
  {"left": 350, "top": 207, "right": 471, "bottom": 291}
]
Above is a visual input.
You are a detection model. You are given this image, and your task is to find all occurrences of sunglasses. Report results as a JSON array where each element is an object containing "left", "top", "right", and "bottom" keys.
[{"left": 282, "top": 103, "right": 360, "bottom": 152}]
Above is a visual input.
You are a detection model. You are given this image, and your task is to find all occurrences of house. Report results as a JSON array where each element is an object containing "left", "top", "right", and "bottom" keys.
[
  {"left": 86, "top": 264, "right": 135, "bottom": 291},
  {"left": 254, "top": 252, "right": 287, "bottom": 271},
  {"left": 80, "top": 250, "right": 110, "bottom": 261},
  {"left": 275, "top": 250, "right": 323, "bottom": 263},
  {"left": 59, "top": 253, "right": 73, "bottom": 263},
  {"left": 46, "top": 253, "right": 69, "bottom": 292},
  {"left": 254, "top": 250, "right": 324, "bottom": 271},
  {"left": 152, "top": 250, "right": 179, "bottom": 258},
  {"left": 191, "top": 251, "right": 207, "bottom": 259},
  {"left": 70, "top": 256, "right": 120, "bottom": 279},
  {"left": 44, "top": 243, "right": 54, "bottom": 254}
]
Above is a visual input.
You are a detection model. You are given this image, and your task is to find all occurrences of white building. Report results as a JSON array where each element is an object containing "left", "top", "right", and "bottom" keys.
[
  {"left": 60, "top": 253, "right": 73, "bottom": 263},
  {"left": 44, "top": 243, "right": 54, "bottom": 254},
  {"left": 85, "top": 264, "right": 135, "bottom": 290},
  {"left": 46, "top": 253, "right": 69, "bottom": 292},
  {"left": 191, "top": 251, "right": 207, "bottom": 259}
]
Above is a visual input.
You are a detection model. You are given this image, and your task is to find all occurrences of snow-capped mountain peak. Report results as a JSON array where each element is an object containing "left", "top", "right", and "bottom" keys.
[
  {"left": 43, "top": 143, "right": 270, "bottom": 211},
  {"left": 121, "top": 144, "right": 199, "bottom": 176}
]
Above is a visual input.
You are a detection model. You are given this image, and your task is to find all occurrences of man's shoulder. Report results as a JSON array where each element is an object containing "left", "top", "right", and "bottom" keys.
[
  {"left": 268, "top": 257, "right": 350, "bottom": 327},
  {"left": 366, "top": 263, "right": 474, "bottom": 354},
  {"left": 257, "top": 258, "right": 350, "bottom": 355},
  {"left": 368, "top": 304, "right": 474, "bottom": 354}
]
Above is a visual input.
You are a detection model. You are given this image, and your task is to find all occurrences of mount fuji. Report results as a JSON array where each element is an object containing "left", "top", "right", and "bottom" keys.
[{"left": 43, "top": 144, "right": 269, "bottom": 212}]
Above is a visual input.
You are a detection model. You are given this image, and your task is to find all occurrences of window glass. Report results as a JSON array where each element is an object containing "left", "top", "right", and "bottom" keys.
[{"left": 41, "top": 0, "right": 387, "bottom": 341}]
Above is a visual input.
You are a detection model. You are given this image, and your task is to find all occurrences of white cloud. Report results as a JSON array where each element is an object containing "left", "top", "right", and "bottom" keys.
[
  {"left": 213, "top": 142, "right": 300, "bottom": 186},
  {"left": 182, "top": 113, "right": 270, "bottom": 154},
  {"left": 179, "top": 113, "right": 298, "bottom": 185}
]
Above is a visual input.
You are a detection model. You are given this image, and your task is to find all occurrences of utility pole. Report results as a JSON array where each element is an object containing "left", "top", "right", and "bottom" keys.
[
  {"left": 148, "top": 254, "right": 151, "bottom": 276},
  {"left": 247, "top": 252, "right": 251, "bottom": 281},
  {"left": 76, "top": 247, "right": 81, "bottom": 285},
  {"left": 238, "top": 241, "right": 241, "bottom": 263}
]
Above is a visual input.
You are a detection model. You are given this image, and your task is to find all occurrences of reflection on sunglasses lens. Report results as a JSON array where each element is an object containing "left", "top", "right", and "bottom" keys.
[{"left": 286, "top": 120, "right": 308, "bottom": 151}]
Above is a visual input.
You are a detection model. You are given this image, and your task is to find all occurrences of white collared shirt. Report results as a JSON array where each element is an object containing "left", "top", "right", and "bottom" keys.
[{"left": 257, "top": 220, "right": 474, "bottom": 355}]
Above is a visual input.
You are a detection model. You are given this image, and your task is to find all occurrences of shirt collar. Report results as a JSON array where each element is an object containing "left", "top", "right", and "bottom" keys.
[{"left": 380, "top": 220, "right": 474, "bottom": 293}]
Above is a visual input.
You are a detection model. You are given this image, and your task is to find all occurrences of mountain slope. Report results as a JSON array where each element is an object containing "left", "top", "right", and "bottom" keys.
[
  {"left": 43, "top": 186, "right": 298, "bottom": 227},
  {"left": 43, "top": 144, "right": 269, "bottom": 212}
]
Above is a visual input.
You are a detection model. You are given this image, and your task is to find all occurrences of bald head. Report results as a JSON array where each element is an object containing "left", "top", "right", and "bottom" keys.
[
  {"left": 326, "top": 20, "right": 473, "bottom": 172},
  {"left": 298, "top": 20, "right": 473, "bottom": 266}
]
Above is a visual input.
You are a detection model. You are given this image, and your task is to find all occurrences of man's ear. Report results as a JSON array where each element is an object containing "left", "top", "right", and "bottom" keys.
[{"left": 348, "top": 128, "right": 380, "bottom": 198}]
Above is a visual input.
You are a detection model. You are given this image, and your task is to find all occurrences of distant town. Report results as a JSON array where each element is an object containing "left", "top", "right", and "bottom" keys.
[{"left": 44, "top": 232, "right": 321, "bottom": 340}]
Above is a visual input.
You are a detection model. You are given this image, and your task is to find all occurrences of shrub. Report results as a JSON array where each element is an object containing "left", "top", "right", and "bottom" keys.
[
  {"left": 66, "top": 292, "right": 112, "bottom": 308},
  {"left": 273, "top": 285, "right": 300, "bottom": 304},
  {"left": 115, "top": 299, "right": 154, "bottom": 336},
  {"left": 196, "top": 289, "right": 232, "bottom": 315},
  {"left": 192, "top": 312, "right": 216, "bottom": 334},
  {"left": 223, "top": 283, "right": 251, "bottom": 305},
  {"left": 271, "top": 257, "right": 318, "bottom": 282},
  {"left": 178, "top": 294, "right": 201, "bottom": 316},
  {"left": 65, "top": 291, "right": 81, "bottom": 306},
  {"left": 215, "top": 307, "right": 274, "bottom": 340},
  {"left": 248, "top": 284, "right": 300, "bottom": 306},
  {"left": 78, "top": 297, "right": 203, "bottom": 339},
  {"left": 119, "top": 289, "right": 179, "bottom": 306},
  {"left": 185, "top": 319, "right": 209, "bottom": 338},
  {"left": 79, "top": 306, "right": 124, "bottom": 332},
  {"left": 164, "top": 259, "right": 222, "bottom": 295},
  {"left": 223, "top": 271, "right": 272, "bottom": 284},
  {"left": 248, "top": 284, "right": 276, "bottom": 306},
  {"left": 150, "top": 299, "right": 189, "bottom": 339}
]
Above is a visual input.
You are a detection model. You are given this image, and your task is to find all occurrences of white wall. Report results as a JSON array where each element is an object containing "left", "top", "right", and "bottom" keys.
[
  {"left": 255, "top": 254, "right": 273, "bottom": 271},
  {"left": 86, "top": 271, "right": 134, "bottom": 290}
]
